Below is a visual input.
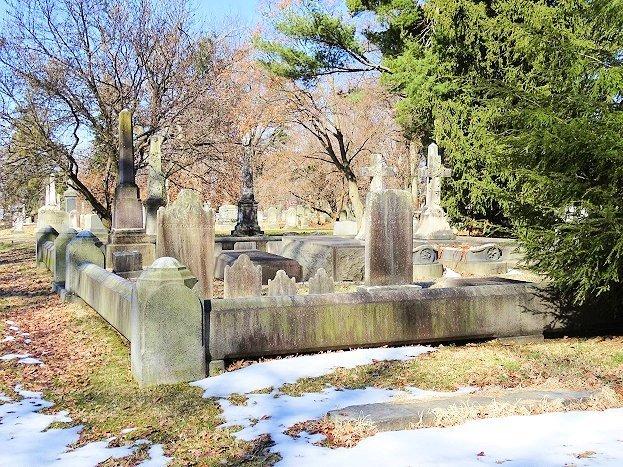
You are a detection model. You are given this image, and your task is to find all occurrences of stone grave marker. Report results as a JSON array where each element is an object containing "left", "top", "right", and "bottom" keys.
[
  {"left": 223, "top": 254, "right": 262, "bottom": 299},
  {"left": 156, "top": 189, "right": 214, "bottom": 298},
  {"left": 365, "top": 190, "right": 414, "bottom": 286},
  {"left": 308, "top": 268, "right": 335, "bottom": 295},
  {"left": 268, "top": 270, "right": 298, "bottom": 297}
]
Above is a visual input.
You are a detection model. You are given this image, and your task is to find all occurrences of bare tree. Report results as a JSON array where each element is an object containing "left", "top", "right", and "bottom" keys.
[{"left": 0, "top": 0, "right": 218, "bottom": 221}]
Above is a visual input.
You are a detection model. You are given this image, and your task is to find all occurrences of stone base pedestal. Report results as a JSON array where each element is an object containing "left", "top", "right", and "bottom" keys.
[
  {"left": 231, "top": 198, "right": 263, "bottom": 237},
  {"left": 413, "top": 263, "right": 444, "bottom": 281},
  {"left": 106, "top": 229, "right": 155, "bottom": 269},
  {"left": 414, "top": 206, "right": 455, "bottom": 240},
  {"left": 37, "top": 207, "right": 69, "bottom": 232}
]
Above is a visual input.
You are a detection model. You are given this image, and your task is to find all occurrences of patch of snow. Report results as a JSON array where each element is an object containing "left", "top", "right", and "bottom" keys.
[
  {"left": 9, "top": 326, "right": 19, "bottom": 331},
  {"left": 193, "top": 346, "right": 434, "bottom": 397},
  {"left": 0, "top": 393, "right": 10, "bottom": 403},
  {"left": 5, "top": 320, "right": 16, "bottom": 326},
  {"left": 2, "top": 336, "right": 15, "bottom": 342},
  {"left": 24, "top": 338, "right": 32, "bottom": 344},
  {"left": 18, "top": 357, "right": 43, "bottom": 365},
  {"left": 443, "top": 268, "right": 461, "bottom": 278},
  {"left": 1, "top": 353, "right": 30, "bottom": 361},
  {"left": 21, "top": 333, "right": 30, "bottom": 336},
  {"left": 506, "top": 268, "right": 522, "bottom": 276},
  {"left": 120, "top": 427, "right": 137, "bottom": 434},
  {"left": 274, "top": 408, "right": 623, "bottom": 466},
  {"left": 0, "top": 387, "right": 137, "bottom": 466},
  {"left": 137, "top": 444, "right": 171, "bottom": 467}
]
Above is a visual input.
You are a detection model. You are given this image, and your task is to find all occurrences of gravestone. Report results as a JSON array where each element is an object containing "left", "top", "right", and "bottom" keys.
[
  {"left": 223, "top": 254, "right": 262, "bottom": 299},
  {"left": 356, "top": 154, "right": 397, "bottom": 240},
  {"left": 265, "top": 206, "right": 281, "bottom": 228},
  {"left": 53, "top": 227, "right": 78, "bottom": 287},
  {"left": 268, "top": 270, "right": 298, "bottom": 297},
  {"left": 156, "top": 189, "right": 215, "bottom": 298},
  {"left": 131, "top": 257, "right": 204, "bottom": 387},
  {"left": 217, "top": 250, "right": 302, "bottom": 285},
  {"left": 144, "top": 135, "right": 166, "bottom": 236},
  {"left": 63, "top": 187, "right": 78, "bottom": 213},
  {"left": 106, "top": 109, "right": 156, "bottom": 268},
  {"left": 283, "top": 207, "right": 298, "bottom": 229},
  {"left": 365, "top": 190, "right": 413, "bottom": 286},
  {"left": 414, "top": 143, "right": 455, "bottom": 240},
  {"left": 83, "top": 213, "right": 108, "bottom": 243},
  {"left": 308, "top": 268, "right": 335, "bottom": 295},
  {"left": 38, "top": 173, "right": 69, "bottom": 231},
  {"left": 218, "top": 205, "right": 238, "bottom": 224},
  {"left": 69, "top": 210, "right": 79, "bottom": 229}
]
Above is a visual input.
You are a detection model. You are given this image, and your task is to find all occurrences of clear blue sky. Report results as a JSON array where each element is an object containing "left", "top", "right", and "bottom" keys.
[
  {"left": 0, "top": 0, "right": 263, "bottom": 30},
  {"left": 190, "top": 0, "right": 262, "bottom": 31}
]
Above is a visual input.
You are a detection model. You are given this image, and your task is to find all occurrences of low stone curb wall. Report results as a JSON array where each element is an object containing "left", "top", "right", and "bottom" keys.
[
  {"left": 75, "top": 263, "right": 133, "bottom": 340},
  {"left": 206, "top": 280, "right": 550, "bottom": 367}
]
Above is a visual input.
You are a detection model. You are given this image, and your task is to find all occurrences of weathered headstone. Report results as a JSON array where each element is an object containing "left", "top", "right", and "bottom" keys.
[
  {"left": 156, "top": 189, "right": 214, "bottom": 298},
  {"left": 223, "top": 254, "right": 262, "bottom": 298},
  {"left": 218, "top": 205, "right": 238, "bottom": 224},
  {"left": 83, "top": 213, "right": 108, "bottom": 242},
  {"left": 63, "top": 187, "right": 78, "bottom": 213},
  {"left": 365, "top": 190, "right": 414, "bottom": 286},
  {"left": 414, "top": 143, "right": 455, "bottom": 240},
  {"left": 308, "top": 268, "right": 335, "bottom": 295},
  {"left": 356, "top": 154, "right": 398, "bottom": 240},
  {"left": 265, "top": 206, "right": 281, "bottom": 228},
  {"left": 131, "top": 257, "right": 204, "bottom": 387},
  {"left": 53, "top": 227, "right": 78, "bottom": 287},
  {"left": 268, "top": 270, "right": 298, "bottom": 297},
  {"left": 69, "top": 210, "right": 79, "bottom": 229},
  {"left": 284, "top": 207, "right": 298, "bottom": 229},
  {"left": 144, "top": 135, "right": 166, "bottom": 236}
]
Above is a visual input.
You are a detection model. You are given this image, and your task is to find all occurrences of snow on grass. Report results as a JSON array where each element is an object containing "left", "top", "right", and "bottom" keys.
[
  {"left": 193, "top": 345, "right": 434, "bottom": 397},
  {"left": 0, "top": 387, "right": 171, "bottom": 466},
  {"left": 196, "top": 345, "right": 623, "bottom": 466},
  {"left": 0, "top": 386, "right": 136, "bottom": 466},
  {"left": 137, "top": 444, "right": 172, "bottom": 467},
  {"left": 276, "top": 408, "right": 623, "bottom": 466},
  {"left": 0, "top": 353, "right": 43, "bottom": 365}
]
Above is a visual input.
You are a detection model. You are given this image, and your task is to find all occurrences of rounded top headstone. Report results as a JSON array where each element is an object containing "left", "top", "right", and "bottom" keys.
[
  {"left": 76, "top": 230, "right": 98, "bottom": 240},
  {"left": 59, "top": 227, "right": 78, "bottom": 235}
]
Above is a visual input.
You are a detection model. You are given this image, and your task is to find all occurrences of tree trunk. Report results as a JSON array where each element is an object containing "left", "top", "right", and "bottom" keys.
[{"left": 348, "top": 178, "right": 364, "bottom": 226}]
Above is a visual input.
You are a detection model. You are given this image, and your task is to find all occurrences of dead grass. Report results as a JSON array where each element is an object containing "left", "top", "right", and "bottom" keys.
[
  {"left": 287, "top": 416, "right": 377, "bottom": 448},
  {"left": 0, "top": 241, "right": 279, "bottom": 466}
]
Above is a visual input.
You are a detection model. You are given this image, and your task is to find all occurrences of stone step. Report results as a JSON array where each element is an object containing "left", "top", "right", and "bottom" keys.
[{"left": 328, "top": 389, "right": 594, "bottom": 432}]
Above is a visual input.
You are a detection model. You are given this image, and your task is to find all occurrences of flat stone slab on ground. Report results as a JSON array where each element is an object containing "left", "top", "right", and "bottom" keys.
[
  {"left": 215, "top": 250, "right": 303, "bottom": 285},
  {"left": 328, "top": 389, "right": 595, "bottom": 432}
]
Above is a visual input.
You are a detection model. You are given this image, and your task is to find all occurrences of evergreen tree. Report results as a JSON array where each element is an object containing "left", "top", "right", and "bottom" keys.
[{"left": 259, "top": 0, "right": 623, "bottom": 318}]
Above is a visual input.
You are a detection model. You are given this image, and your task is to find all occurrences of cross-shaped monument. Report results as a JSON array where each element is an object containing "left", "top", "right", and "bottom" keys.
[
  {"left": 414, "top": 143, "right": 456, "bottom": 240},
  {"left": 355, "top": 154, "right": 397, "bottom": 240}
]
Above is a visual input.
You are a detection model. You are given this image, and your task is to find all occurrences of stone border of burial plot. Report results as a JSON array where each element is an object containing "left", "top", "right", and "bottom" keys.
[{"left": 204, "top": 278, "right": 551, "bottom": 375}]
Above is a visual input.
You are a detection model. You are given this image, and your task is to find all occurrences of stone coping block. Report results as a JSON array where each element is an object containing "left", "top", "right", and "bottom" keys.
[
  {"left": 280, "top": 236, "right": 364, "bottom": 281},
  {"left": 215, "top": 250, "right": 302, "bottom": 285},
  {"left": 206, "top": 279, "right": 551, "bottom": 362},
  {"left": 328, "top": 389, "right": 594, "bottom": 432}
]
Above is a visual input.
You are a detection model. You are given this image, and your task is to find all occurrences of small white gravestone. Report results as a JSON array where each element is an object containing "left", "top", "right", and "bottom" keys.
[
  {"left": 414, "top": 143, "right": 455, "bottom": 240},
  {"left": 308, "top": 268, "right": 335, "bottom": 295},
  {"left": 268, "top": 270, "right": 298, "bottom": 297}
]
